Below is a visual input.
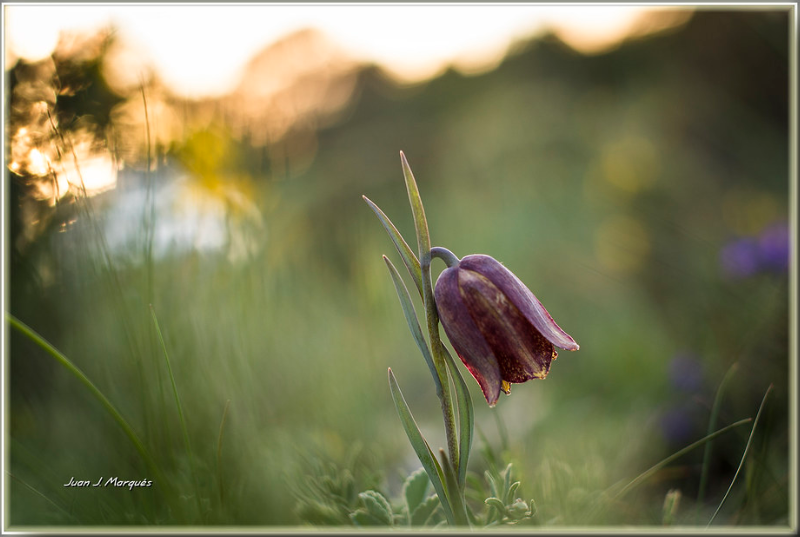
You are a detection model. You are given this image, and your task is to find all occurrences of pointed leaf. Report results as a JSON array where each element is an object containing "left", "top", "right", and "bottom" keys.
[
  {"left": 384, "top": 256, "right": 442, "bottom": 395},
  {"left": 403, "top": 468, "right": 430, "bottom": 520},
  {"left": 358, "top": 490, "right": 393, "bottom": 526},
  {"left": 507, "top": 481, "right": 521, "bottom": 504},
  {"left": 363, "top": 195, "right": 422, "bottom": 296},
  {"left": 388, "top": 368, "right": 455, "bottom": 525},
  {"left": 399, "top": 151, "right": 431, "bottom": 260},
  {"left": 439, "top": 447, "right": 469, "bottom": 526},
  {"left": 502, "top": 463, "right": 513, "bottom": 498}
]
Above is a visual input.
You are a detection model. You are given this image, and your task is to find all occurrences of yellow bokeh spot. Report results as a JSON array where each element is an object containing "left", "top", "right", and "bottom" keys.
[
  {"left": 594, "top": 214, "right": 651, "bottom": 275},
  {"left": 601, "top": 137, "right": 659, "bottom": 194},
  {"left": 721, "top": 186, "right": 781, "bottom": 236}
]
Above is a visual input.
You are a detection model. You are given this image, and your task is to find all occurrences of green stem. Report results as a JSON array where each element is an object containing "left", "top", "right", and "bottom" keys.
[
  {"left": 400, "top": 151, "right": 460, "bottom": 497},
  {"left": 431, "top": 247, "right": 460, "bottom": 268},
  {"left": 421, "top": 252, "right": 460, "bottom": 486}
]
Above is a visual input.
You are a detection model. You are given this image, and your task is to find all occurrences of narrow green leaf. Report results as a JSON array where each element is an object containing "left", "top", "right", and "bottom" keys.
[
  {"left": 359, "top": 490, "right": 393, "bottom": 526},
  {"left": 507, "top": 481, "right": 521, "bottom": 504},
  {"left": 613, "top": 417, "right": 753, "bottom": 500},
  {"left": 403, "top": 468, "right": 430, "bottom": 522},
  {"left": 411, "top": 495, "right": 440, "bottom": 526},
  {"left": 707, "top": 384, "right": 773, "bottom": 526},
  {"left": 441, "top": 344, "right": 474, "bottom": 489},
  {"left": 439, "top": 447, "right": 469, "bottom": 526},
  {"left": 9, "top": 473, "right": 76, "bottom": 522},
  {"left": 388, "top": 368, "right": 455, "bottom": 525},
  {"left": 363, "top": 195, "right": 422, "bottom": 296},
  {"left": 6, "top": 314, "right": 163, "bottom": 486},
  {"left": 383, "top": 256, "right": 441, "bottom": 395},
  {"left": 399, "top": 151, "right": 431, "bottom": 260},
  {"left": 485, "top": 471, "right": 499, "bottom": 500},
  {"left": 502, "top": 463, "right": 512, "bottom": 499},
  {"left": 217, "top": 399, "right": 231, "bottom": 507},
  {"left": 697, "top": 362, "right": 738, "bottom": 514},
  {"left": 150, "top": 304, "right": 203, "bottom": 518}
]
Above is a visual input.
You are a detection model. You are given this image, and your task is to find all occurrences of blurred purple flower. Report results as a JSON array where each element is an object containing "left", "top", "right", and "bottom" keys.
[
  {"left": 720, "top": 237, "right": 760, "bottom": 279},
  {"left": 669, "top": 353, "right": 703, "bottom": 393},
  {"left": 660, "top": 408, "right": 694, "bottom": 444},
  {"left": 758, "top": 221, "right": 789, "bottom": 272},
  {"left": 720, "top": 221, "right": 790, "bottom": 279}
]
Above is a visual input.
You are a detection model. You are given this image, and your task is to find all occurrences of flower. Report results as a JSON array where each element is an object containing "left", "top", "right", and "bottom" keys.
[{"left": 434, "top": 254, "right": 579, "bottom": 406}]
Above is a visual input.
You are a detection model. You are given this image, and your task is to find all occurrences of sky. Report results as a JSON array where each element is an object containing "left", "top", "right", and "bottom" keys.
[{"left": 4, "top": 4, "right": 670, "bottom": 98}]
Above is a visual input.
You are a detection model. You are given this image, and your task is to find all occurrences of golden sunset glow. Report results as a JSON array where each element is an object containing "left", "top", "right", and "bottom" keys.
[{"left": 5, "top": 5, "right": 688, "bottom": 97}]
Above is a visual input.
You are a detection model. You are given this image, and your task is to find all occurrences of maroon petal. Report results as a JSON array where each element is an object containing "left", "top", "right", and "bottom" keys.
[
  {"left": 460, "top": 255, "right": 579, "bottom": 351},
  {"left": 457, "top": 268, "right": 554, "bottom": 384},
  {"left": 435, "top": 267, "right": 502, "bottom": 405}
]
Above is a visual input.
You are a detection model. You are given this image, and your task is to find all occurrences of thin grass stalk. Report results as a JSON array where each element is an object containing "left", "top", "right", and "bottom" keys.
[
  {"left": 149, "top": 305, "right": 204, "bottom": 520},
  {"left": 6, "top": 314, "right": 167, "bottom": 490},
  {"left": 696, "top": 362, "right": 739, "bottom": 520},
  {"left": 141, "top": 84, "right": 155, "bottom": 308},
  {"left": 9, "top": 473, "right": 76, "bottom": 522},
  {"left": 707, "top": 384, "right": 773, "bottom": 526},
  {"left": 217, "top": 399, "right": 231, "bottom": 509},
  {"left": 612, "top": 418, "right": 753, "bottom": 500},
  {"left": 46, "top": 106, "right": 151, "bottom": 440}
]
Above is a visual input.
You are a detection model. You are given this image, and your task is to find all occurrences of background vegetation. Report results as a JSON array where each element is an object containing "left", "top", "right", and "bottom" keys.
[{"left": 6, "top": 9, "right": 791, "bottom": 527}]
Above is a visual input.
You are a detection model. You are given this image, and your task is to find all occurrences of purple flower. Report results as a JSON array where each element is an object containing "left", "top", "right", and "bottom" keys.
[
  {"left": 758, "top": 221, "right": 789, "bottom": 272},
  {"left": 434, "top": 254, "right": 579, "bottom": 406},
  {"left": 660, "top": 407, "right": 694, "bottom": 444},
  {"left": 668, "top": 353, "right": 704, "bottom": 393},
  {"left": 719, "top": 238, "right": 760, "bottom": 279}
]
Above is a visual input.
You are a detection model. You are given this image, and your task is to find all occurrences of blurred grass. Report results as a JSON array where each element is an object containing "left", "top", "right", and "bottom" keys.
[{"left": 7, "top": 9, "right": 790, "bottom": 528}]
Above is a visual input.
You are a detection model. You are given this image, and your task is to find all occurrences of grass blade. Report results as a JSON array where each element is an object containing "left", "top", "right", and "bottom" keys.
[
  {"left": 9, "top": 472, "right": 76, "bottom": 522},
  {"left": 6, "top": 313, "right": 163, "bottom": 485},
  {"left": 383, "top": 255, "right": 441, "bottom": 396},
  {"left": 441, "top": 343, "right": 474, "bottom": 490},
  {"left": 707, "top": 384, "right": 773, "bottom": 526},
  {"left": 612, "top": 417, "right": 753, "bottom": 500},
  {"left": 363, "top": 195, "right": 422, "bottom": 297},
  {"left": 217, "top": 399, "right": 231, "bottom": 508},
  {"left": 697, "top": 362, "right": 739, "bottom": 516},
  {"left": 149, "top": 305, "right": 203, "bottom": 518},
  {"left": 388, "top": 368, "right": 454, "bottom": 525}
]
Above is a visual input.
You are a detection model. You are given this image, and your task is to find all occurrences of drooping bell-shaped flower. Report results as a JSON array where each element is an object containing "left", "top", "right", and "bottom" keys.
[{"left": 434, "top": 253, "right": 579, "bottom": 406}]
